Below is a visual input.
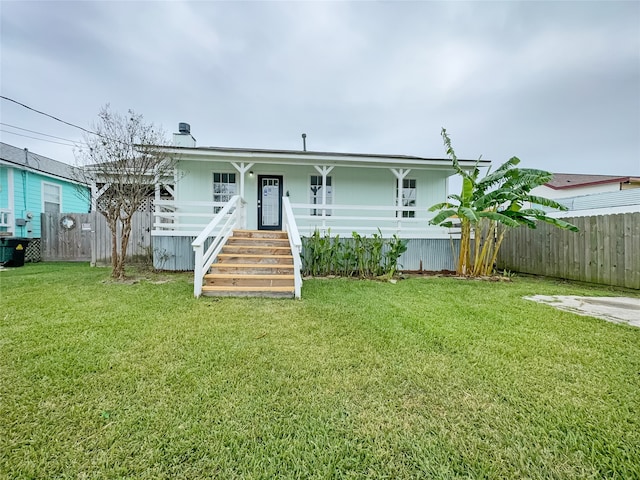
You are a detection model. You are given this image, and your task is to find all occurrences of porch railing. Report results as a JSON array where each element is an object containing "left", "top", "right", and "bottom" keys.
[
  {"left": 153, "top": 200, "right": 457, "bottom": 239},
  {"left": 287, "top": 203, "right": 456, "bottom": 239},
  {"left": 192, "top": 195, "right": 244, "bottom": 297},
  {"left": 282, "top": 197, "right": 302, "bottom": 299},
  {"left": 153, "top": 200, "right": 236, "bottom": 236}
]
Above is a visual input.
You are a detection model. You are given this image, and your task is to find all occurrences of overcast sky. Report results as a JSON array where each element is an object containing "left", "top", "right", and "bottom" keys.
[{"left": 1, "top": 1, "right": 639, "bottom": 177}]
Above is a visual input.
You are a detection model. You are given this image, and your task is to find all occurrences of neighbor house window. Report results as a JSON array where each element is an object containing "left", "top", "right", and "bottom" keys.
[
  {"left": 310, "top": 175, "right": 332, "bottom": 216},
  {"left": 43, "top": 182, "right": 61, "bottom": 214},
  {"left": 213, "top": 173, "right": 237, "bottom": 213},
  {"left": 396, "top": 178, "right": 416, "bottom": 218}
]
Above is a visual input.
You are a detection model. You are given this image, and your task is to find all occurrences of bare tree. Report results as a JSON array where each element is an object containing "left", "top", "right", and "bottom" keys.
[{"left": 75, "top": 105, "right": 175, "bottom": 279}]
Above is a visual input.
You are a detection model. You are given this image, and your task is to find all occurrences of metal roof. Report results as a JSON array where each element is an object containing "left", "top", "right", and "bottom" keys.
[
  {"left": 162, "top": 144, "right": 487, "bottom": 170},
  {"left": 0, "top": 142, "right": 85, "bottom": 183},
  {"left": 545, "top": 173, "right": 633, "bottom": 190}
]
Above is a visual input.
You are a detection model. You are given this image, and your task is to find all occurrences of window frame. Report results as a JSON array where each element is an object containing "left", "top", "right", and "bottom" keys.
[
  {"left": 42, "top": 182, "right": 62, "bottom": 214},
  {"left": 212, "top": 172, "right": 238, "bottom": 213},
  {"left": 396, "top": 178, "right": 416, "bottom": 218}
]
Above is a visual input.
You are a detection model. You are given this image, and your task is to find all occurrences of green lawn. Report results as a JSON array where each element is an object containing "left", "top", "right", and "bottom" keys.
[{"left": 1, "top": 263, "right": 639, "bottom": 479}]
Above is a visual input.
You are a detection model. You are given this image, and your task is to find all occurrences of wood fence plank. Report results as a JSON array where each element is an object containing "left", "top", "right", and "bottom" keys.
[
  {"left": 497, "top": 213, "right": 639, "bottom": 289},
  {"left": 41, "top": 211, "right": 152, "bottom": 265}
]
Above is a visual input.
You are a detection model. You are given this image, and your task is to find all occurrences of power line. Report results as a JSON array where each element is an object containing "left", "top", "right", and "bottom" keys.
[
  {"left": 0, "top": 129, "right": 79, "bottom": 147},
  {"left": 0, "top": 122, "right": 86, "bottom": 145},
  {"left": 1, "top": 96, "right": 166, "bottom": 150},
  {"left": 0, "top": 95, "right": 98, "bottom": 136}
]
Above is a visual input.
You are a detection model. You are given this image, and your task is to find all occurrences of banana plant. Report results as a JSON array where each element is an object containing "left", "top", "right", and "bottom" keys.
[{"left": 430, "top": 128, "right": 578, "bottom": 276}]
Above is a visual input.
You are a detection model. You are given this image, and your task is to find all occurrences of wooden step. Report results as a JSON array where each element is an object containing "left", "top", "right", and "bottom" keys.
[
  {"left": 209, "top": 263, "right": 295, "bottom": 275},
  {"left": 226, "top": 237, "right": 290, "bottom": 247},
  {"left": 200, "top": 229, "right": 298, "bottom": 298},
  {"left": 204, "top": 274, "right": 294, "bottom": 287},
  {"left": 232, "top": 229, "right": 288, "bottom": 239},
  {"left": 217, "top": 253, "right": 293, "bottom": 265},
  {"left": 222, "top": 245, "right": 292, "bottom": 255},
  {"left": 201, "top": 285, "right": 295, "bottom": 298}
]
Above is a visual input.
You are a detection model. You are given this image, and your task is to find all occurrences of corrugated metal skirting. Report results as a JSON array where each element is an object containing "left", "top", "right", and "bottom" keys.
[
  {"left": 398, "top": 238, "right": 459, "bottom": 271},
  {"left": 153, "top": 236, "right": 459, "bottom": 272}
]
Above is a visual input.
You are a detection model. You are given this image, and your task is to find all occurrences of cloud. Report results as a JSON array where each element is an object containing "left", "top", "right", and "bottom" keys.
[{"left": 1, "top": 0, "right": 638, "bottom": 174}]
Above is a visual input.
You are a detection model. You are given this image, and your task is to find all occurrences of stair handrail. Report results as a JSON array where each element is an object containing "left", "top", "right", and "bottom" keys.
[
  {"left": 192, "top": 195, "right": 242, "bottom": 297},
  {"left": 282, "top": 196, "right": 303, "bottom": 299}
]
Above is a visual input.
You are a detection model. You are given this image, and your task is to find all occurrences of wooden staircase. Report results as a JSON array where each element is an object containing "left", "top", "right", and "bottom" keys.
[{"left": 201, "top": 230, "right": 296, "bottom": 298}]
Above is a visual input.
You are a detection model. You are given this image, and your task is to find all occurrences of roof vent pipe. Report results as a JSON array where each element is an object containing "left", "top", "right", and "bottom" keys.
[
  {"left": 178, "top": 122, "right": 190, "bottom": 134},
  {"left": 302, "top": 133, "right": 307, "bottom": 152}
]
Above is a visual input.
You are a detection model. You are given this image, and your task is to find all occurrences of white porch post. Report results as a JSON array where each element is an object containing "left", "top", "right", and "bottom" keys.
[
  {"left": 231, "top": 162, "right": 254, "bottom": 229},
  {"left": 154, "top": 172, "right": 161, "bottom": 231},
  {"left": 314, "top": 165, "right": 334, "bottom": 230},
  {"left": 391, "top": 168, "right": 411, "bottom": 233}
]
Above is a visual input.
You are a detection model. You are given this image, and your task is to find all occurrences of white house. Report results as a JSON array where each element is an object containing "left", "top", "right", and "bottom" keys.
[
  {"left": 530, "top": 173, "right": 640, "bottom": 218},
  {"left": 149, "top": 124, "right": 487, "bottom": 297},
  {"left": 531, "top": 173, "right": 640, "bottom": 200}
]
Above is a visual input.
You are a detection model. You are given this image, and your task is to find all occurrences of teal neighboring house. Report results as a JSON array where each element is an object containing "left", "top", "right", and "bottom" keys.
[{"left": 0, "top": 142, "right": 90, "bottom": 259}]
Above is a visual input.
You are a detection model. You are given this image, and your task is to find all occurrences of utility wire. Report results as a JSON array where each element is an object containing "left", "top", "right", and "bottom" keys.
[
  {"left": 0, "top": 122, "right": 87, "bottom": 145},
  {"left": 0, "top": 95, "right": 99, "bottom": 136},
  {"left": 0, "top": 129, "right": 79, "bottom": 147},
  {"left": 1, "top": 95, "right": 167, "bottom": 150}
]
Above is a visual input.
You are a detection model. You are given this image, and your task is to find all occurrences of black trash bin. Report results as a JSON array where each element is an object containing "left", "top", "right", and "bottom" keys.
[{"left": 0, "top": 237, "right": 30, "bottom": 267}]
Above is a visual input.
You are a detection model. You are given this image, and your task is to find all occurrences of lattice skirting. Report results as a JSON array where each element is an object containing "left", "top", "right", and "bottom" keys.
[{"left": 25, "top": 238, "right": 42, "bottom": 263}]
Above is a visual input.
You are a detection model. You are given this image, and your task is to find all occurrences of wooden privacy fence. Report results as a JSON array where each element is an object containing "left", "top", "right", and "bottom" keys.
[
  {"left": 497, "top": 212, "right": 640, "bottom": 289},
  {"left": 41, "top": 211, "right": 152, "bottom": 265}
]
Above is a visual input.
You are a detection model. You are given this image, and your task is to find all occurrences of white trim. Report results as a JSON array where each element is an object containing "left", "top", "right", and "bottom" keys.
[
  {"left": 162, "top": 147, "right": 487, "bottom": 170},
  {"left": 8, "top": 168, "right": 15, "bottom": 230}
]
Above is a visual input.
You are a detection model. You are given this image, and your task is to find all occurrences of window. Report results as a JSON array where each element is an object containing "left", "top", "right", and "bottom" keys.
[
  {"left": 213, "top": 172, "right": 237, "bottom": 212},
  {"left": 310, "top": 175, "right": 332, "bottom": 216},
  {"left": 396, "top": 178, "right": 416, "bottom": 218},
  {"left": 43, "top": 183, "right": 61, "bottom": 214}
]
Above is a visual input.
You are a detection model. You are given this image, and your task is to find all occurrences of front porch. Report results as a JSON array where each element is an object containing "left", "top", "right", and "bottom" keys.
[{"left": 151, "top": 195, "right": 459, "bottom": 298}]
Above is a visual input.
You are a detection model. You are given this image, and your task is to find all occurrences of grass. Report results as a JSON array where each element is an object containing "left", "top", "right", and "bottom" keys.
[{"left": 1, "top": 263, "right": 639, "bottom": 479}]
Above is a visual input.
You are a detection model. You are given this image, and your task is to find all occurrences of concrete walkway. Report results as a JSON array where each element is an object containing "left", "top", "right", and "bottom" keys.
[{"left": 525, "top": 295, "right": 640, "bottom": 328}]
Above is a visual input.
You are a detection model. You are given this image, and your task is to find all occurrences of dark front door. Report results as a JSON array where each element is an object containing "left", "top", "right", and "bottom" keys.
[{"left": 257, "top": 175, "right": 283, "bottom": 230}]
